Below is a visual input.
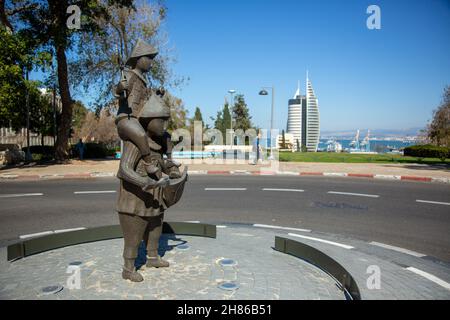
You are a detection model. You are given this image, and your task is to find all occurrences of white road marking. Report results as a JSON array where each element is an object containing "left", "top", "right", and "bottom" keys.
[
  {"left": 406, "top": 267, "right": 450, "bottom": 291},
  {"left": 253, "top": 224, "right": 311, "bottom": 233},
  {"left": 216, "top": 225, "right": 228, "bottom": 229},
  {"left": 370, "top": 242, "right": 426, "bottom": 258},
  {"left": 288, "top": 233, "right": 354, "bottom": 249},
  {"left": 416, "top": 200, "right": 450, "bottom": 206},
  {"left": 74, "top": 191, "right": 116, "bottom": 194},
  {"left": 20, "top": 231, "right": 54, "bottom": 239},
  {"left": 262, "top": 188, "right": 305, "bottom": 193},
  {"left": 184, "top": 221, "right": 201, "bottom": 224},
  {"left": 204, "top": 188, "right": 247, "bottom": 191},
  {"left": 327, "top": 191, "right": 379, "bottom": 198},
  {"left": 0, "top": 193, "right": 44, "bottom": 198},
  {"left": 54, "top": 227, "right": 87, "bottom": 234}
]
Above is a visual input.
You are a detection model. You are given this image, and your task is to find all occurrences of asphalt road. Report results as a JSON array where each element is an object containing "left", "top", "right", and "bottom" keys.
[{"left": 0, "top": 176, "right": 449, "bottom": 262}]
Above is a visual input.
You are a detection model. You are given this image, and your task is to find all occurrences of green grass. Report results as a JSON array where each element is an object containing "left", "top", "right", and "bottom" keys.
[{"left": 279, "top": 152, "right": 450, "bottom": 165}]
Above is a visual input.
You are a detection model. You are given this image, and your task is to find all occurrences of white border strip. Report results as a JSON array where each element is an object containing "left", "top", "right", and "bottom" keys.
[
  {"left": 90, "top": 172, "right": 115, "bottom": 178},
  {"left": 406, "top": 267, "right": 450, "bottom": 290},
  {"left": 288, "top": 233, "right": 354, "bottom": 249},
  {"left": 374, "top": 175, "right": 401, "bottom": 180},
  {"left": 262, "top": 188, "right": 305, "bottom": 193},
  {"left": 54, "top": 227, "right": 87, "bottom": 234},
  {"left": 0, "top": 193, "right": 44, "bottom": 198},
  {"left": 275, "top": 171, "right": 299, "bottom": 176},
  {"left": 324, "top": 173, "right": 348, "bottom": 177},
  {"left": 231, "top": 170, "right": 251, "bottom": 175},
  {"left": 370, "top": 242, "right": 426, "bottom": 258},
  {"left": 416, "top": 200, "right": 450, "bottom": 206},
  {"left": 328, "top": 191, "right": 379, "bottom": 198},
  {"left": 74, "top": 191, "right": 116, "bottom": 194},
  {"left": 254, "top": 224, "right": 311, "bottom": 233},
  {"left": 20, "top": 231, "right": 54, "bottom": 239},
  {"left": 188, "top": 170, "right": 208, "bottom": 175}
]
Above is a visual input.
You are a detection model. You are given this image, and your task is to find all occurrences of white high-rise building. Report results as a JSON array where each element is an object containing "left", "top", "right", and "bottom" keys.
[{"left": 287, "top": 74, "right": 320, "bottom": 152}]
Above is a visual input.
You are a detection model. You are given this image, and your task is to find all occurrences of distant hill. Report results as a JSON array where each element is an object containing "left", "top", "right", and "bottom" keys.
[{"left": 321, "top": 127, "right": 424, "bottom": 139}]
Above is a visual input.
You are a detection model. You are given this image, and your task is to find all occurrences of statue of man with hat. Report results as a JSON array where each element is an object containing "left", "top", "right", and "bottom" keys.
[{"left": 115, "top": 39, "right": 181, "bottom": 180}]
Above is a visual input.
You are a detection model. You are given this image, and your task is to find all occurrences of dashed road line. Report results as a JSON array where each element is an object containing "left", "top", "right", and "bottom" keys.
[
  {"left": 416, "top": 200, "right": 450, "bottom": 206},
  {"left": 74, "top": 191, "right": 117, "bottom": 195},
  {"left": 370, "top": 241, "right": 426, "bottom": 258},
  {"left": 253, "top": 224, "right": 311, "bottom": 233},
  {"left": 288, "top": 233, "right": 354, "bottom": 249},
  {"left": 0, "top": 193, "right": 44, "bottom": 198},
  {"left": 406, "top": 267, "right": 450, "bottom": 291},
  {"left": 204, "top": 188, "right": 247, "bottom": 191},
  {"left": 262, "top": 188, "right": 305, "bottom": 193},
  {"left": 327, "top": 191, "right": 380, "bottom": 198}
]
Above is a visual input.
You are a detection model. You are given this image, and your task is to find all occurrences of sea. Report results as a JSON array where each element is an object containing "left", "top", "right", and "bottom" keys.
[{"left": 318, "top": 139, "right": 417, "bottom": 153}]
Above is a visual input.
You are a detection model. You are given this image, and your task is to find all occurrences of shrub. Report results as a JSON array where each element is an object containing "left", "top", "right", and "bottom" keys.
[
  {"left": 404, "top": 145, "right": 450, "bottom": 161},
  {"left": 71, "top": 143, "right": 109, "bottom": 159},
  {"left": 21, "top": 146, "right": 54, "bottom": 161}
]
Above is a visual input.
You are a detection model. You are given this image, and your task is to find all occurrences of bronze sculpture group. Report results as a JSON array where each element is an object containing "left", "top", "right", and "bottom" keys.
[{"left": 115, "top": 40, "right": 187, "bottom": 282}]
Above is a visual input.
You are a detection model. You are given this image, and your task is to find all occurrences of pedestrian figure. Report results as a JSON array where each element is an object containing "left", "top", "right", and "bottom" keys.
[
  {"left": 75, "top": 139, "right": 85, "bottom": 160},
  {"left": 252, "top": 131, "right": 263, "bottom": 164}
]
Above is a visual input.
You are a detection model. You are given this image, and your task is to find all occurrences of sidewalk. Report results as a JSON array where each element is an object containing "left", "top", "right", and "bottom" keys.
[{"left": 0, "top": 159, "right": 449, "bottom": 183}]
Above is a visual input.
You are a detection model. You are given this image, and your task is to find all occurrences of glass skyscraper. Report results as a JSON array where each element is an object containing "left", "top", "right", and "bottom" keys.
[{"left": 287, "top": 74, "right": 320, "bottom": 152}]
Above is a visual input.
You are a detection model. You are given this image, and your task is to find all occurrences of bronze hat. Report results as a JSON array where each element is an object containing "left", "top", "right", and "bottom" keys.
[
  {"left": 139, "top": 93, "right": 170, "bottom": 121},
  {"left": 126, "top": 39, "right": 158, "bottom": 66}
]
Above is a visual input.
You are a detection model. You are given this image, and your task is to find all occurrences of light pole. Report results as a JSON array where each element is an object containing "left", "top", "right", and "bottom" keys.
[
  {"left": 259, "top": 86, "right": 275, "bottom": 159},
  {"left": 228, "top": 89, "right": 236, "bottom": 149},
  {"left": 25, "top": 68, "right": 32, "bottom": 162}
]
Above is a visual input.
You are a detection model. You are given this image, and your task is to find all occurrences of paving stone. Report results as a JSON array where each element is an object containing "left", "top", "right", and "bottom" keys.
[{"left": 2, "top": 225, "right": 448, "bottom": 300}]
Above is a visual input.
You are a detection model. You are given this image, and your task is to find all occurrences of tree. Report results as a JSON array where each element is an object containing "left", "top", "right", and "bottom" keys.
[
  {"left": 427, "top": 86, "right": 450, "bottom": 147},
  {"left": 212, "top": 101, "right": 231, "bottom": 143},
  {"left": 0, "top": 27, "right": 29, "bottom": 128},
  {"left": 71, "top": 100, "right": 88, "bottom": 134},
  {"left": 0, "top": 27, "right": 56, "bottom": 141},
  {"left": 73, "top": 107, "right": 119, "bottom": 147},
  {"left": 192, "top": 107, "right": 203, "bottom": 123},
  {"left": 232, "top": 94, "right": 253, "bottom": 132},
  {"left": 3, "top": 0, "right": 135, "bottom": 161},
  {"left": 187, "top": 106, "right": 205, "bottom": 146},
  {"left": 70, "top": 0, "right": 184, "bottom": 113},
  {"left": 163, "top": 92, "right": 188, "bottom": 132}
]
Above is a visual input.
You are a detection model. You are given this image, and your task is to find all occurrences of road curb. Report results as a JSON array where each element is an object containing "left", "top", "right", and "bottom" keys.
[{"left": 0, "top": 171, "right": 449, "bottom": 184}]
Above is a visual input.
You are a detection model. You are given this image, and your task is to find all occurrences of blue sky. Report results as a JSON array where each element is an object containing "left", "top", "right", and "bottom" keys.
[
  {"left": 29, "top": 0, "right": 450, "bottom": 133},
  {"left": 162, "top": 0, "right": 450, "bottom": 132}
]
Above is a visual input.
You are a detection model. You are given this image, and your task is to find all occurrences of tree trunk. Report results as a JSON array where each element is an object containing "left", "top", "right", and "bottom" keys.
[
  {"left": 54, "top": 45, "right": 73, "bottom": 162},
  {"left": 0, "top": 0, "right": 13, "bottom": 32}
]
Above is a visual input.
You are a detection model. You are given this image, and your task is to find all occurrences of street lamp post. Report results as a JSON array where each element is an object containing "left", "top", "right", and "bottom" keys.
[
  {"left": 228, "top": 89, "right": 236, "bottom": 149},
  {"left": 25, "top": 69, "right": 32, "bottom": 162},
  {"left": 259, "top": 86, "right": 275, "bottom": 159}
]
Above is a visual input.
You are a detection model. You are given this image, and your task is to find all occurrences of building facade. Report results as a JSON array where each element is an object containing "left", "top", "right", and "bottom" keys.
[{"left": 287, "top": 75, "right": 320, "bottom": 152}]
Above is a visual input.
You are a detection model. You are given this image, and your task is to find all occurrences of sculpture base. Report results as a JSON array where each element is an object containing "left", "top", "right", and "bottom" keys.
[{"left": 0, "top": 225, "right": 344, "bottom": 300}]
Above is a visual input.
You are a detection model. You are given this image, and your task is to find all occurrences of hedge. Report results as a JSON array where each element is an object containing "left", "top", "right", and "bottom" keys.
[
  {"left": 21, "top": 145, "right": 55, "bottom": 161},
  {"left": 403, "top": 145, "right": 450, "bottom": 160},
  {"left": 71, "top": 143, "right": 114, "bottom": 159}
]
